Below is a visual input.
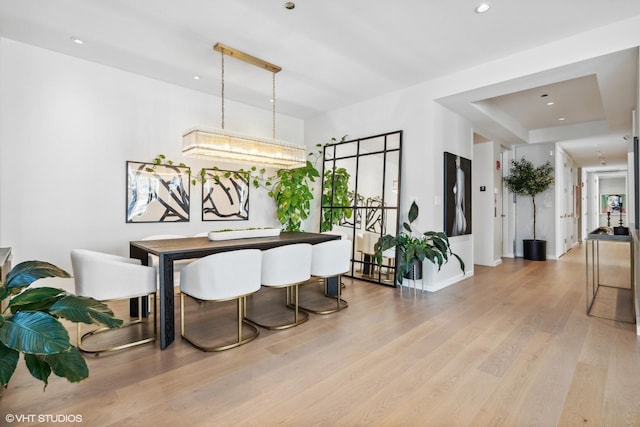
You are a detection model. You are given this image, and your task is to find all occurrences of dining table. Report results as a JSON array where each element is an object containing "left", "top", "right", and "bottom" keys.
[{"left": 129, "top": 231, "right": 340, "bottom": 349}]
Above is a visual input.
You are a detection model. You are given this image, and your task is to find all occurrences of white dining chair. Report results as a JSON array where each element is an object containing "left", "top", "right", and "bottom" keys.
[
  {"left": 244, "top": 243, "right": 312, "bottom": 330},
  {"left": 71, "top": 249, "right": 157, "bottom": 354},
  {"left": 180, "top": 249, "right": 261, "bottom": 351}
]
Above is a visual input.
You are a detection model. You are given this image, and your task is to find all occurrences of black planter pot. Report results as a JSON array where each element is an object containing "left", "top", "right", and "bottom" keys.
[
  {"left": 404, "top": 258, "right": 423, "bottom": 280},
  {"left": 523, "top": 239, "right": 546, "bottom": 261}
]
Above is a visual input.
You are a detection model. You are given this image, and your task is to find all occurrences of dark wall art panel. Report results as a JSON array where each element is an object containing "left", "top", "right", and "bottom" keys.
[
  {"left": 443, "top": 152, "right": 472, "bottom": 236},
  {"left": 126, "top": 161, "right": 190, "bottom": 223},
  {"left": 202, "top": 169, "right": 249, "bottom": 221}
]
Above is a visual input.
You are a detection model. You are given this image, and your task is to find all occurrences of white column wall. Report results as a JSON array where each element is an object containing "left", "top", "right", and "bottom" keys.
[{"left": 473, "top": 141, "right": 495, "bottom": 266}]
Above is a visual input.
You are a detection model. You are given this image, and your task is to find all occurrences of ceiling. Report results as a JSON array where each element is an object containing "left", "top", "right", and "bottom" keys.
[{"left": 1, "top": 0, "right": 639, "bottom": 168}]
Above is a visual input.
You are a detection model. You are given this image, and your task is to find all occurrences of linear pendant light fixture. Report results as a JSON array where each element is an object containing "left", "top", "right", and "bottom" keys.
[{"left": 182, "top": 43, "right": 307, "bottom": 169}]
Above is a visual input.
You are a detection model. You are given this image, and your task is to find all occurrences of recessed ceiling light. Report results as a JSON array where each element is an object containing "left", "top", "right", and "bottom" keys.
[
  {"left": 475, "top": 3, "right": 492, "bottom": 13},
  {"left": 284, "top": 2, "right": 295, "bottom": 10},
  {"left": 558, "top": 117, "right": 566, "bottom": 121},
  {"left": 70, "top": 37, "right": 84, "bottom": 45},
  {"left": 193, "top": 75, "right": 200, "bottom": 80},
  {"left": 269, "top": 99, "right": 275, "bottom": 103},
  {"left": 546, "top": 101, "right": 555, "bottom": 106}
]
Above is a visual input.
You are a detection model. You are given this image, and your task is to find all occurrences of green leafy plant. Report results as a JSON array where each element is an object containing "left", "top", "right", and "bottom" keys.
[
  {"left": 374, "top": 201, "right": 465, "bottom": 284},
  {"left": 0, "top": 261, "right": 123, "bottom": 392},
  {"left": 502, "top": 157, "right": 554, "bottom": 240},
  {"left": 320, "top": 166, "right": 352, "bottom": 232},
  {"left": 267, "top": 161, "right": 320, "bottom": 231},
  {"left": 147, "top": 154, "right": 197, "bottom": 185}
]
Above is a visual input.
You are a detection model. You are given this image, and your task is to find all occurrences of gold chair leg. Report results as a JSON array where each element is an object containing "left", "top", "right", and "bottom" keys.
[
  {"left": 298, "top": 275, "right": 348, "bottom": 315},
  {"left": 244, "top": 284, "right": 309, "bottom": 330},
  {"left": 180, "top": 293, "right": 259, "bottom": 352},
  {"left": 78, "top": 294, "right": 156, "bottom": 355}
]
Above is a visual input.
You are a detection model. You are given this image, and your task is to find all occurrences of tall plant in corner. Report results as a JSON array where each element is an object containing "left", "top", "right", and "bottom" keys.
[
  {"left": 0, "top": 261, "right": 122, "bottom": 393},
  {"left": 503, "top": 157, "right": 554, "bottom": 240}
]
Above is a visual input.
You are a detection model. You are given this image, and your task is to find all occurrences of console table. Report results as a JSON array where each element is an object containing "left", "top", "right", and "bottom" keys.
[
  {"left": 585, "top": 229, "right": 635, "bottom": 323},
  {"left": 130, "top": 232, "right": 339, "bottom": 349}
]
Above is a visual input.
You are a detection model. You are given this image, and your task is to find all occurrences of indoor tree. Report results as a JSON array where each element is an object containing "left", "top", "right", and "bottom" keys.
[{"left": 503, "top": 157, "right": 554, "bottom": 240}]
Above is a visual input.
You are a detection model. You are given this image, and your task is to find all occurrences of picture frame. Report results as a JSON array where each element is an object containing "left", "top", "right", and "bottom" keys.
[
  {"left": 201, "top": 169, "right": 249, "bottom": 221},
  {"left": 126, "top": 161, "right": 190, "bottom": 223},
  {"left": 443, "top": 152, "right": 472, "bottom": 236},
  {"left": 601, "top": 194, "right": 626, "bottom": 214}
]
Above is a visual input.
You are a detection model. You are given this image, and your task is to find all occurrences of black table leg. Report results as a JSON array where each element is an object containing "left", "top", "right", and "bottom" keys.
[
  {"left": 158, "top": 254, "right": 175, "bottom": 349},
  {"left": 325, "top": 276, "right": 339, "bottom": 296}
]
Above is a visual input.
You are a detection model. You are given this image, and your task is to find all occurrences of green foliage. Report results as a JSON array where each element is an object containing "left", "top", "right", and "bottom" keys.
[
  {"left": 320, "top": 167, "right": 352, "bottom": 232},
  {"left": 268, "top": 161, "right": 320, "bottom": 231},
  {"left": 0, "top": 261, "right": 123, "bottom": 392},
  {"left": 374, "top": 201, "right": 465, "bottom": 285},
  {"left": 146, "top": 154, "right": 194, "bottom": 184},
  {"left": 503, "top": 157, "right": 554, "bottom": 240}
]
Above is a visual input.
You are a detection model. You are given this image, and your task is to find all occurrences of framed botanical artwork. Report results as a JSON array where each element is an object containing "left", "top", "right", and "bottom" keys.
[
  {"left": 126, "top": 161, "right": 190, "bottom": 223},
  {"left": 443, "top": 152, "right": 472, "bottom": 236},
  {"left": 202, "top": 169, "right": 249, "bottom": 221}
]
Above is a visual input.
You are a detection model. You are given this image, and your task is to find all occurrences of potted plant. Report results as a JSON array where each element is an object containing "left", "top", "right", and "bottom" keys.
[
  {"left": 0, "top": 261, "right": 122, "bottom": 393},
  {"left": 503, "top": 157, "right": 554, "bottom": 260},
  {"left": 374, "top": 201, "right": 465, "bottom": 286}
]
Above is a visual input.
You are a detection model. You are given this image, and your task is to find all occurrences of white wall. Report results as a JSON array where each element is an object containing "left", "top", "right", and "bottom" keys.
[
  {"left": 473, "top": 141, "right": 502, "bottom": 266},
  {"left": 306, "top": 89, "right": 474, "bottom": 290},
  {"left": 0, "top": 39, "right": 304, "bottom": 271},
  {"left": 3, "top": 14, "right": 640, "bottom": 289}
]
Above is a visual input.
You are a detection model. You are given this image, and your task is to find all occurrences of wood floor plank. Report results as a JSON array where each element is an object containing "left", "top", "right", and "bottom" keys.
[{"left": 1, "top": 244, "right": 639, "bottom": 426}]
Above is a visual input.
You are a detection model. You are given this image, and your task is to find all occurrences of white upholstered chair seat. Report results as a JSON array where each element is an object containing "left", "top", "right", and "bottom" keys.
[
  {"left": 70, "top": 249, "right": 157, "bottom": 354},
  {"left": 244, "top": 243, "right": 312, "bottom": 330},
  {"left": 180, "top": 249, "right": 262, "bottom": 351}
]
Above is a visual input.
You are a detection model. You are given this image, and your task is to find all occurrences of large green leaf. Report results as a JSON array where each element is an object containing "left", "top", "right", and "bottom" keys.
[
  {"left": 8, "top": 287, "right": 67, "bottom": 313},
  {"left": 25, "top": 354, "right": 52, "bottom": 389},
  {"left": 0, "top": 311, "right": 71, "bottom": 355},
  {"left": 4, "top": 261, "right": 70, "bottom": 293},
  {"left": 407, "top": 201, "right": 419, "bottom": 224},
  {"left": 0, "top": 341, "right": 19, "bottom": 387},
  {"left": 44, "top": 346, "right": 88, "bottom": 383},
  {"left": 50, "top": 295, "right": 123, "bottom": 328}
]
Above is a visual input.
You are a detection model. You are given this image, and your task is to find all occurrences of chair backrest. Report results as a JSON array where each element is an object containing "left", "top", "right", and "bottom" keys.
[
  {"left": 141, "top": 234, "right": 186, "bottom": 241},
  {"left": 322, "top": 230, "right": 350, "bottom": 240},
  {"left": 70, "top": 249, "right": 156, "bottom": 300},
  {"left": 311, "top": 239, "right": 351, "bottom": 277},
  {"left": 180, "top": 249, "right": 262, "bottom": 301},
  {"left": 261, "top": 243, "right": 312, "bottom": 287}
]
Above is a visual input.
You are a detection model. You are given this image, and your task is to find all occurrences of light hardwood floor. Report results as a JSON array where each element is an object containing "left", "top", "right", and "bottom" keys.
[{"left": 1, "top": 243, "right": 639, "bottom": 426}]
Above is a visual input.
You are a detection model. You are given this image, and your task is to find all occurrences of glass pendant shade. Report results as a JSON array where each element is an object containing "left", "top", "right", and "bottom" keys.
[
  {"left": 182, "top": 43, "right": 305, "bottom": 169},
  {"left": 182, "top": 128, "right": 306, "bottom": 169}
]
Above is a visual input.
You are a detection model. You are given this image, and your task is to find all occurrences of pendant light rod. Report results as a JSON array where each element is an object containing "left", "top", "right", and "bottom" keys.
[{"left": 213, "top": 43, "right": 281, "bottom": 73}]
